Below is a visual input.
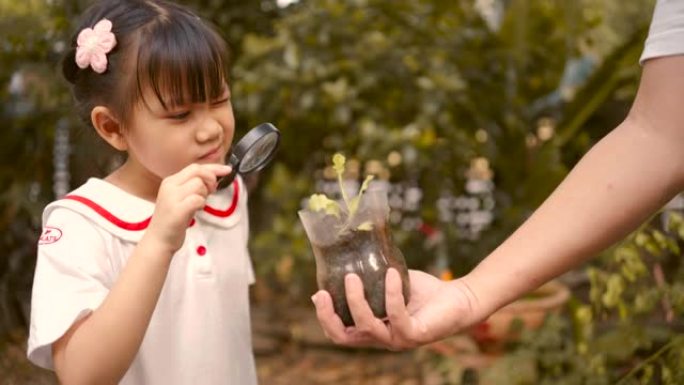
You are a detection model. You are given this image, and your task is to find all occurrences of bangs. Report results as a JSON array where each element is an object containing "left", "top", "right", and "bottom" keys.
[{"left": 135, "top": 16, "right": 228, "bottom": 110}]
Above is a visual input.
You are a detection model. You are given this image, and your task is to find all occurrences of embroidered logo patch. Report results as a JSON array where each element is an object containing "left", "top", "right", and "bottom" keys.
[{"left": 39, "top": 227, "right": 63, "bottom": 245}]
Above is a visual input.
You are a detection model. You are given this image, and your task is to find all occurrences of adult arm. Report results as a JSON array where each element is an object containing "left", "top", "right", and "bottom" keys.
[
  {"left": 313, "top": 56, "right": 684, "bottom": 349},
  {"left": 465, "top": 56, "right": 684, "bottom": 317}
]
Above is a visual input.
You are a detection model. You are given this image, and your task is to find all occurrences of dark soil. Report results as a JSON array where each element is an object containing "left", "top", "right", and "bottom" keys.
[{"left": 313, "top": 226, "right": 410, "bottom": 326}]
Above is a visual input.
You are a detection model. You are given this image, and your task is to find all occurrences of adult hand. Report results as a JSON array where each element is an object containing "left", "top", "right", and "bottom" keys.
[
  {"left": 312, "top": 268, "right": 486, "bottom": 350},
  {"left": 146, "top": 163, "right": 232, "bottom": 254}
]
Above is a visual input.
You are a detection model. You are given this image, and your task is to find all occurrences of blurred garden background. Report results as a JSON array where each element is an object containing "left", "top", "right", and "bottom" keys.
[{"left": 2, "top": 0, "right": 684, "bottom": 384}]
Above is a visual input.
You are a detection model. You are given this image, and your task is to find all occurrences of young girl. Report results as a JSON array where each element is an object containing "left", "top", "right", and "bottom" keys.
[{"left": 27, "top": 1, "right": 258, "bottom": 384}]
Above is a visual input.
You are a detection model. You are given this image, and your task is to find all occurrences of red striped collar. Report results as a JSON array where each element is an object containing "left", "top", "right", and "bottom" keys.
[
  {"left": 63, "top": 195, "right": 151, "bottom": 231},
  {"left": 62, "top": 179, "right": 240, "bottom": 231},
  {"left": 203, "top": 179, "right": 239, "bottom": 218}
]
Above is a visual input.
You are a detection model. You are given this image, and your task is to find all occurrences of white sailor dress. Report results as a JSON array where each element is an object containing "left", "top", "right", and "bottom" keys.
[{"left": 27, "top": 177, "right": 258, "bottom": 385}]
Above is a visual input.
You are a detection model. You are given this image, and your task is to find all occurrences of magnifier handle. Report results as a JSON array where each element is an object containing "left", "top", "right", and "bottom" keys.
[
  {"left": 217, "top": 167, "right": 238, "bottom": 190},
  {"left": 217, "top": 153, "right": 241, "bottom": 189}
]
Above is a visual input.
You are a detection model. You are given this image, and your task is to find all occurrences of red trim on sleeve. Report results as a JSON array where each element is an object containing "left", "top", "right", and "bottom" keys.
[
  {"left": 63, "top": 195, "right": 151, "bottom": 231},
  {"left": 203, "top": 179, "right": 239, "bottom": 218}
]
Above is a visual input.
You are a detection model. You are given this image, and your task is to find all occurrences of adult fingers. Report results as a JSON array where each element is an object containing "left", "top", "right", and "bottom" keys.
[
  {"left": 312, "top": 290, "right": 385, "bottom": 348},
  {"left": 344, "top": 274, "right": 393, "bottom": 345},
  {"left": 384, "top": 268, "right": 417, "bottom": 346},
  {"left": 312, "top": 290, "right": 355, "bottom": 344}
]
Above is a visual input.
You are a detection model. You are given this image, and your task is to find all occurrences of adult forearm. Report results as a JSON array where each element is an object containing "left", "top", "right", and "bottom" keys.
[
  {"left": 464, "top": 114, "right": 684, "bottom": 316},
  {"left": 55, "top": 235, "right": 173, "bottom": 385}
]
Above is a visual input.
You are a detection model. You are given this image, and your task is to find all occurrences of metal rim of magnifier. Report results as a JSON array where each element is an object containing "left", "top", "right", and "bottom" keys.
[
  {"left": 217, "top": 122, "right": 280, "bottom": 189},
  {"left": 232, "top": 122, "right": 280, "bottom": 173}
]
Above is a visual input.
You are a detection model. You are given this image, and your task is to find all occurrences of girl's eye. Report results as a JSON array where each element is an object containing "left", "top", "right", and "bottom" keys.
[
  {"left": 169, "top": 111, "right": 190, "bottom": 120},
  {"left": 211, "top": 98, "right": 230, "bottom": 107}
]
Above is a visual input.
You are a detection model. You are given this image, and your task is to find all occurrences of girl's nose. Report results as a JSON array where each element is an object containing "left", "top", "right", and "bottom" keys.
[{"left": 196, "top": 117, "right": 222, "bottom": 143}]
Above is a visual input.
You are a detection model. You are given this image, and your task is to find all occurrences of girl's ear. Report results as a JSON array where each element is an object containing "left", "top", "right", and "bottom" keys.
[{"left": 91, "top": 106, "right": 127, "bottom": 151}]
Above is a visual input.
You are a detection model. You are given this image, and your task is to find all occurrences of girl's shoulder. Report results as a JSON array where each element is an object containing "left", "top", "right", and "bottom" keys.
[
  {"left": 43, "top": 176, "right": 249, "bottom": 239},
  {"left": 43, "top": 178, "right": 154, "bottom": 242}
]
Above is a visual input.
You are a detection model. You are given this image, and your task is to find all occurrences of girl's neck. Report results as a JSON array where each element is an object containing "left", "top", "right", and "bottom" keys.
[{"left": 104, "top": 160, "right": 162, "bottom": 203}]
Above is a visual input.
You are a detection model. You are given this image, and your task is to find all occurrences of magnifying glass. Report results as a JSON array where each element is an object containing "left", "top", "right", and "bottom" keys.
[{"left": 217, "top": 122, "right": 281, "bottom": 189}]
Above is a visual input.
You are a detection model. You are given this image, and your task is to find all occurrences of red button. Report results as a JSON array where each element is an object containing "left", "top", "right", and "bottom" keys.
[
  {"left": 188, "top": 218, "right": 196, "bottom": 227},
  {"left": 196, "top": 246, "right": 207, "bottom": 256}
]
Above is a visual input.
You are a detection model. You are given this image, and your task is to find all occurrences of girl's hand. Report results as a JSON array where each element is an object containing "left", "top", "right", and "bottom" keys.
[
  {"left": 312, "top": 268, "right": 487, "bottom": 350},
  {"left": 146, "top": 163, "right": 232, "bottom": 254}
]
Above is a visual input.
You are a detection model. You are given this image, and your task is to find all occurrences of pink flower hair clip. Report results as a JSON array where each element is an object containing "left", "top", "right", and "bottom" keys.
[{"left": 75, "top": 18, "right": 117, "bottom": 74}]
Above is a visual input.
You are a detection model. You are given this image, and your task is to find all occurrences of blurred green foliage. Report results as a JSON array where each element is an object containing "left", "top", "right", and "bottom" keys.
[
  {"left": 1, "top": 0, "right": 71, "bottom": 339},
  {"left": 2, "top": 5, "right": 672, "bottom": 377},
  {"left": 448, "top": 211, "right": 684, "bottom": 385},
  {"left": 232, "top": 0, "right": 656, "bottom": 295}
]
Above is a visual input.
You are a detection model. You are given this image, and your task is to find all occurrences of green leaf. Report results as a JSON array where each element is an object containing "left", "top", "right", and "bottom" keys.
[
  {"left": 332, "top": 153, "right": 346, "bottom": 175},
  {"left": 669, "top": 283, "right": 684, "bottom": 313},
  {"left": 662, "top": 365, "right": 673, "bottom": 385},
  {"left": 348, "top": 175, "right": 375, "bottom": 215},
  {"left": 633, "top": 288, "right": 660, "bottom": 314},
  {"left": 666, "top": 238, "right": 681, "bottom": 255},
  {"left": 575, "top": 305, "right": 593, "bottom": 324},
  {"left": 634, "top": 232, "right": 650, "bottom": 247},
  {"left": 652, "top": 230, "right": 669, "bottom": 250},
  {"left": 640, "top": 364, "right": 654, "bottom": 385},
  {"left": 356, "top": 221, "right": 373, "bottom": 231},
  {"left": 667, "top": 212, "right": 683, "bottom": 230},
  {"left": 358, "top": 174, "right": 374, "bottom": 195},
  {"left": 602, "top": 274, "right": 624, "bottom": 308},
  {"left": 616, "top": 245, "right": 646, "bottom": 282},
  {"left": 308, "top": 194, "right": 340, "bottom": 217},
  {"left": 644, "top": 241, "right": 661, "bottom": 257}
]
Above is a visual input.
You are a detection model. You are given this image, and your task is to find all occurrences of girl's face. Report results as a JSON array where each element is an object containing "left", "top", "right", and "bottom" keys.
[{"left": 123, "top": 83, "right": 234, "bottom": 180}]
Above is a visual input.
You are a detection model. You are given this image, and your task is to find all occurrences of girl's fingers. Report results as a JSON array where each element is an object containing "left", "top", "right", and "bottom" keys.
[
  {"left": 167, "top": 165, "right": 229, "bottom": 200},
  {"left": 194, "top": 164, "right": 229, "bottom": 191},
  {"left": 212, "top": 163, "right": 233, "bottom": 175},
  {"left": 179, "top": 193, "right": 207, "bottom": 213},
  {"left": 175, "top": 177, "right": 208, "bottom": 198},
  {"left": 166, "top": 164, "right": 202, "bottom": 185},
  {"left": 170, "top": 163, "right": 232, "bottom": 186}
]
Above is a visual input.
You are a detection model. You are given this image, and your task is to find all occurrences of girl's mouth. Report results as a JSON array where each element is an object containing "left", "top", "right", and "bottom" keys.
[{"left": 199, "top": 146, "right": 222, "bottom": 162}]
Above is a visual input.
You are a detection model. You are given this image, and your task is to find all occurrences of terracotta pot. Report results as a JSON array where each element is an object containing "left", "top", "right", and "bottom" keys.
[{"left": 470, "top": 280, "right": 571, "bottom": 352}]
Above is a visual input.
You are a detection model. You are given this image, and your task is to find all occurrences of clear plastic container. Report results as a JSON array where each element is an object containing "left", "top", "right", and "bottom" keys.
[{"left": 299, "top": 187, "right": 410, "bottom": 326}]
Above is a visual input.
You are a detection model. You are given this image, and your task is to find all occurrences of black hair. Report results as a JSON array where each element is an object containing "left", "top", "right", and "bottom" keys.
[{"left": 62, "top": 0, "right": 229, "bottom": 127}]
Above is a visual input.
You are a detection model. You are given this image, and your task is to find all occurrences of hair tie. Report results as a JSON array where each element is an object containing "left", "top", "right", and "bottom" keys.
[{"left": 75, "top": 18, "right": 117, "bottom": 74}]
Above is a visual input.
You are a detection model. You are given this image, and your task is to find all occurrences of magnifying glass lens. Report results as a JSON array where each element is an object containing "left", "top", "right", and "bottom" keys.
[
  {"left": 238, "top": 132, "right": 279, "bottom": 173},
  {"left": 217, "top": 122, "right": 280, "bottom": 189}
]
